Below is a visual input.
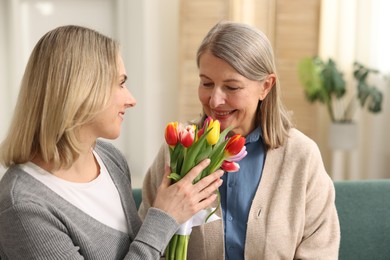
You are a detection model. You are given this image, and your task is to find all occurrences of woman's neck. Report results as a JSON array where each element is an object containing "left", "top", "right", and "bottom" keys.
[{"left": 31, "top": 146, "right": 100, "bottom": 183}]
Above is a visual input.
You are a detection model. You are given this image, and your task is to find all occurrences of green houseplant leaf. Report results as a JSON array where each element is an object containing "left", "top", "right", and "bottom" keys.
[
  {"left": 298, "top": 57, "right": 326, "bottom": 102},
  {"left": 298, "top": 56, "right": 383, "bottom": 122},
  {"left": 353, "top": 62, "right": 383, "bottom": 113}
]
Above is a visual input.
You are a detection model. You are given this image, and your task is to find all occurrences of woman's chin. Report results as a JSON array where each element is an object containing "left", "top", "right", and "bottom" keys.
[{"left": 221, "top": 123, "right": 234, "bottom": 133}]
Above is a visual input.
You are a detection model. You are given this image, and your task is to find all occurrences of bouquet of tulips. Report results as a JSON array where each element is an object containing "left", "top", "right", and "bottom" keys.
[{"left": 164, "top": 116, "right": 247, "bottom": 260}]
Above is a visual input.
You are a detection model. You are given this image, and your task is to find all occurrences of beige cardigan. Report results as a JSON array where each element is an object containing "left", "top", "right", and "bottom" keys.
[{"left": 139, "top": 128, "right": 340, "bottom": 260}]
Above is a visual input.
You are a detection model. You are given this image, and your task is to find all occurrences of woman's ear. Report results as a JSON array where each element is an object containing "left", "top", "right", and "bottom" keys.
[{"left": 259, "top": 74, "right": 276, "bottom": 100}]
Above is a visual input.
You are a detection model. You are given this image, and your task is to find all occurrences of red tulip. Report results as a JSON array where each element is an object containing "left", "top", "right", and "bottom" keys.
[
  {"left": 165, "top": 122, "right": 178, "bottom": 147},
  {"left": 197, "top": 127, "right": 204, "bottom": 141},
  {"left": 224, "top": 134, "right": 246, "bottom": 157}
]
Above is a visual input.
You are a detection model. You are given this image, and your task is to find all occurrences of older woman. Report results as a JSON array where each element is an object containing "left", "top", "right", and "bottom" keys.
[{"left": 139, "top": 21, "right": 340, "bottom": 259}]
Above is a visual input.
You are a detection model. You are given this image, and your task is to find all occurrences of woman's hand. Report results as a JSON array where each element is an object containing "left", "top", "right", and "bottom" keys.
[{"left": 153, "top": 159, "right": 224, "bottom": 224}]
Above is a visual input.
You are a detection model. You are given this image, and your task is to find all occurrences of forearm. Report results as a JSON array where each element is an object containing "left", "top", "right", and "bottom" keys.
[
  {"left": 0, "top": 204, "right": 178, "bottom": 260},
  {"left": 125, "top": 208, "right": 179, "bottom": 259}
]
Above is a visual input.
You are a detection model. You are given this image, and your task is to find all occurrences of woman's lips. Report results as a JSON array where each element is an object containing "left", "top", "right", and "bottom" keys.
[{"left": 212, "top": 109, "right": 236, "bottom": 120}]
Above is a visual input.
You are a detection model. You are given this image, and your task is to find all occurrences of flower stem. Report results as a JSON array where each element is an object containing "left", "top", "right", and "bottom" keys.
[
  {"left": 175, "top": 235, "right": 188, "bottom": 260},
  {"left": 205, "top": 189, "right": 220, "bottom": 223},
  {"left": 166, "top": 234, "right": 178, "bottom": 260},
  {"left": 183, "top": 235, "right": 189, "bottom": 259}
]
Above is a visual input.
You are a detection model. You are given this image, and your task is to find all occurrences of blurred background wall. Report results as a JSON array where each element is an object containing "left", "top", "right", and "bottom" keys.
[
  {"left": 0, "top": 0, "right": 180, "bottom": 187},
  {"left": 1, "top": 0, "right": 389, "bottom": 187}
]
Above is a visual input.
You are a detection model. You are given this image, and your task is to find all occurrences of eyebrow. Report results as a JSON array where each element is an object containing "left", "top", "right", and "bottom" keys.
[{"left": 199, "top": 74, "right": 241, "bottom": 83}]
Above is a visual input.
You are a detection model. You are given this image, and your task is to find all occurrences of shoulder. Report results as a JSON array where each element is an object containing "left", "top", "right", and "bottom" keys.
[
  {"left": 267, "top": 128, "right": 327, "bottom": 180},
  {"left": 286, "top": 128, "right": 318, "bottom": 148},
  {"left": 0, "top": 166, "right": 48, "bottom": 212},
  {"left": 284, "top": 128, "right": 331, "bottom": 185},
  {"left": 283, "top": 128, "right": 322, "bottom": 158}
]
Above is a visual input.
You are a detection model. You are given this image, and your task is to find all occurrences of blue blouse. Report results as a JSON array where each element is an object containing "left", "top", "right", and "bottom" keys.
[{"left": 219, "top": 127, "right": 265, "bottom": 259}]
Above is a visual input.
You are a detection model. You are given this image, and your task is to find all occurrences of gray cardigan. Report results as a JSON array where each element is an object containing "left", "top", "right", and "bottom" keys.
[{"left": 0, "top": 140, "right": 179, "bottom": 260}]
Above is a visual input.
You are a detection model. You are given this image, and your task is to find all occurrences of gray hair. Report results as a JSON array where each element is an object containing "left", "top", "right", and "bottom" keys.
[{"left": 196, "top": 21, "right": 292, "bottom": 149}]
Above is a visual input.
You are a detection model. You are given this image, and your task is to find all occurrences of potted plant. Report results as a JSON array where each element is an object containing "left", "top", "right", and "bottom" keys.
[{"left": 298, "top": 57, "right": 384, "bottom": 149}]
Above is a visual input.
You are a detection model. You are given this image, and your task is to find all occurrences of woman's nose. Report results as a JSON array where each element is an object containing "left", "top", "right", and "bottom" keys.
[
  {"left": 125, "top": 88, "right": 137, "bottom": 108},
  {"left": 210, "top": 88, "right": 225, "bottom": 108}
]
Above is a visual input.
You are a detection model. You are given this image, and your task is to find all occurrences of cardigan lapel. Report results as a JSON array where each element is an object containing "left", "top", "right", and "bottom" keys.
[{"left": 97, "top": 147, "right": 142, "bottom": 240}]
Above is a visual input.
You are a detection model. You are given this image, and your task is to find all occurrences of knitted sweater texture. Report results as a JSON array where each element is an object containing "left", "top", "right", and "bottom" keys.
[
  {"left": 0, "top": 140, "right": 179, "bottom": 260},
  {"left": 139, "top": 128, "right": 340, "bottom": 260}
]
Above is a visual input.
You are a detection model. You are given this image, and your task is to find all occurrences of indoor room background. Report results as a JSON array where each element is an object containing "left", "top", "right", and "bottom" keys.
[{"left": 1, "top": 0, "right": 389, "bottom": 187}]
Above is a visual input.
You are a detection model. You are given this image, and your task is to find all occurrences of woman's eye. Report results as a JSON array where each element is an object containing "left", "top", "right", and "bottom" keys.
[
  {"left": 226, "top": 86, "right": 239, "bottom": 91},
  {"left": 202, "top": 82, "right": 214, "bottom": 87},
  {"left": 119, "top": 75, "right": 128, "bottom": 88}
]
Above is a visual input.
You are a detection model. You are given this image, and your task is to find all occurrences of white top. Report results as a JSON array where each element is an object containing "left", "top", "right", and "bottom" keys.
[{"left": 20, "top": 150, "right": 128, "bottom": 234}]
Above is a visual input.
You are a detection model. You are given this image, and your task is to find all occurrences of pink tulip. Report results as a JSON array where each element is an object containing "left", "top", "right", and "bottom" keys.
[
  {"left": 225, "top": 146, "right": 247, "bottom": 162},
  {"left": 179, "top": 125, "right": 196, "bottom": 148},
  {"left": 221, "top": 160, "right": 240, "bottom": 172},
  {"left": 203, "top": 116, "right": 213, "bottom": 128}
]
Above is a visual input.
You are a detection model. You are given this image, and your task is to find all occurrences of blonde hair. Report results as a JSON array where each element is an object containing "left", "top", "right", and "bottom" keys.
[
  {"left": 196, "top": 21, "right": 292, "bottom": 149},
  {"left": 0, "top": 25, "right": 119, "bottom": 169}
]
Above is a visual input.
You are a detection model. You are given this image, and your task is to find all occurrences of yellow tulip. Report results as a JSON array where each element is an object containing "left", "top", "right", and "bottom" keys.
[{"left": 206, "top": 119, "right": 220, "bottom": 145}]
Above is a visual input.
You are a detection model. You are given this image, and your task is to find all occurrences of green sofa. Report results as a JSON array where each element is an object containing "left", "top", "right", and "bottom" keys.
[
  {"left": 132, "top": 179, "right": 390, "bottom": 259},
  {"left": 133, "top": 188, "right": 142, "bottom": 210},
  {"left": 334, "top": 179, "right": 390, "bottom": 260}
]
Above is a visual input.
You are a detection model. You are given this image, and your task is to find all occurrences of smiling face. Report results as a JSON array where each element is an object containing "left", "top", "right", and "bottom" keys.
[
  {"left": 198, "top": 51, "right": 275, "bottom": 136},
  {"left": 81, "top": 55, "right": 136, "bottom": 142}
]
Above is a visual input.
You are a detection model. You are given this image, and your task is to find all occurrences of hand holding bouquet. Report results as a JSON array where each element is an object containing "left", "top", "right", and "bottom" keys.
[{"left": 164, "top": 116, "right": 247, "bottom": 260}]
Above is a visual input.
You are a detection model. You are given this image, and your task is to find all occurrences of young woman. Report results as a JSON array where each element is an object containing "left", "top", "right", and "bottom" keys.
[{"left": 0, "top": 25, "right": 223, "bottom": 259}]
